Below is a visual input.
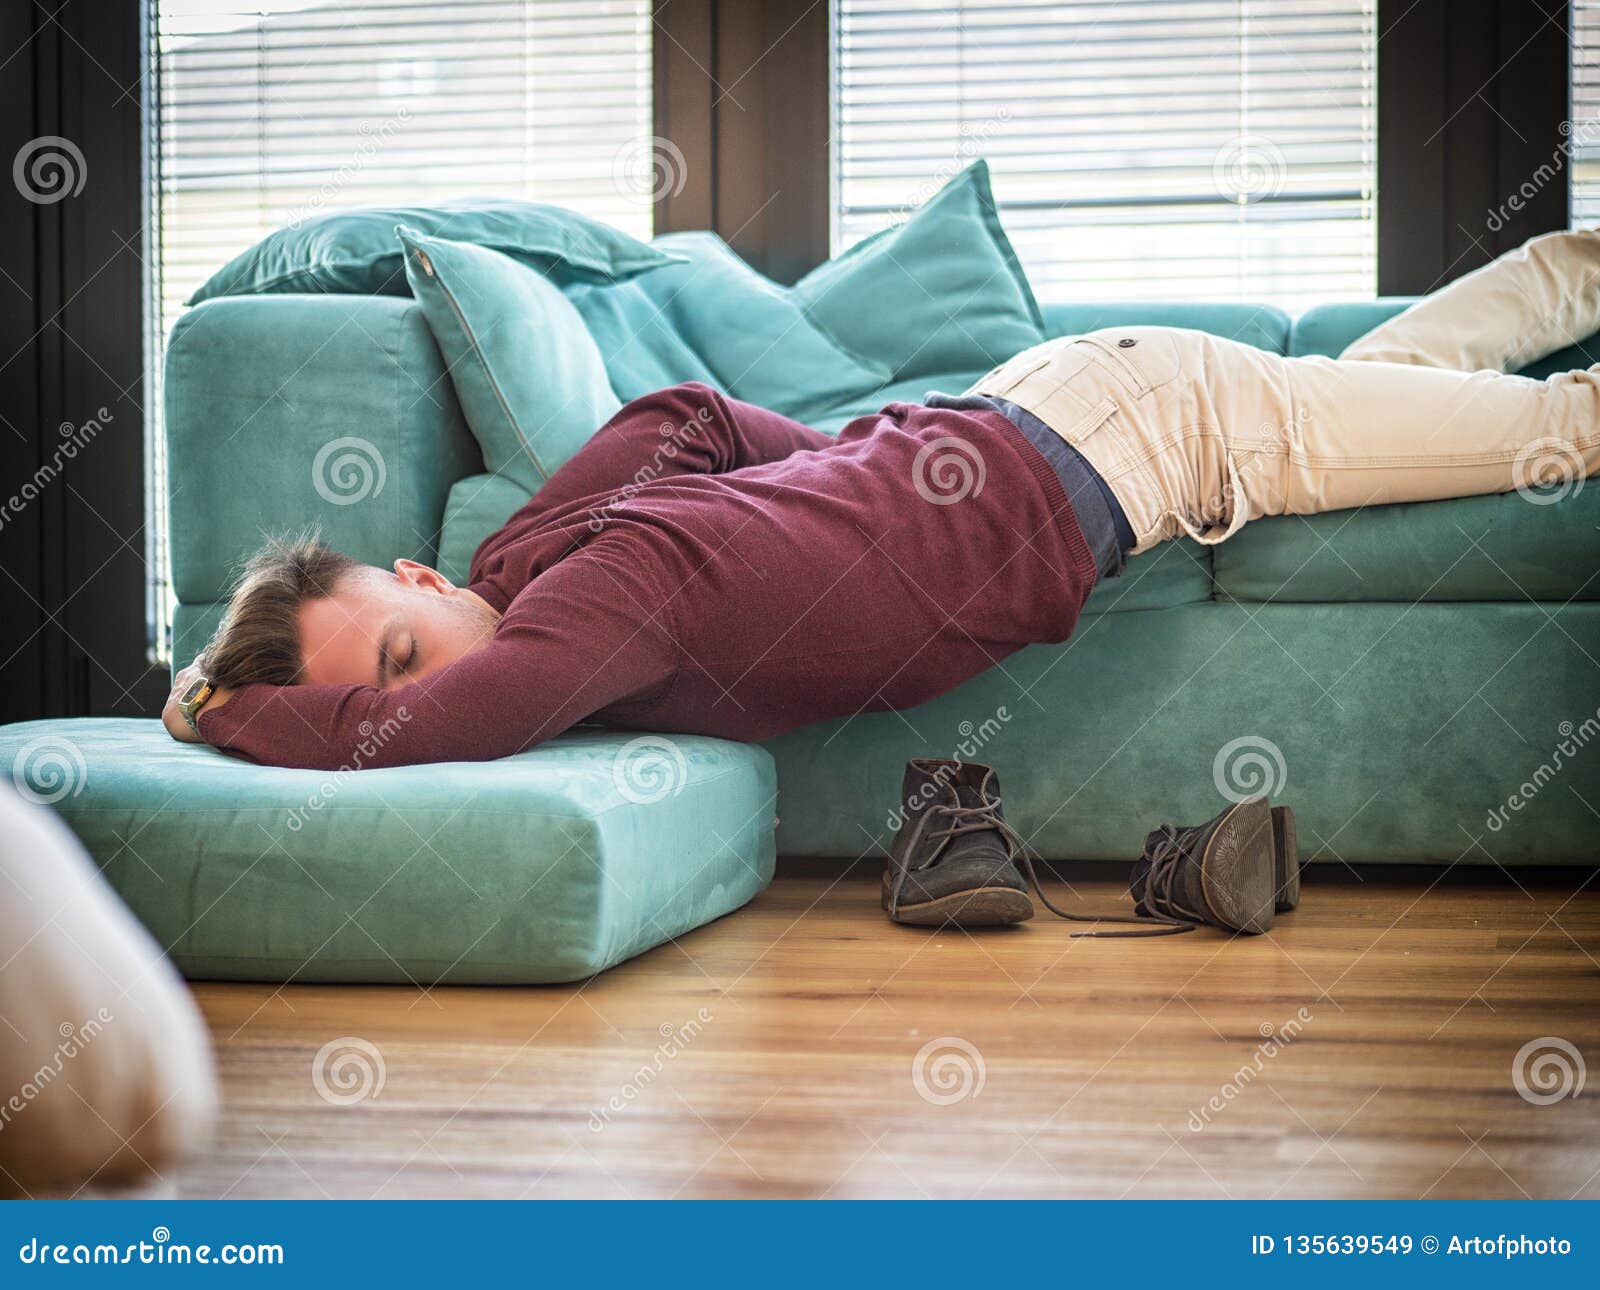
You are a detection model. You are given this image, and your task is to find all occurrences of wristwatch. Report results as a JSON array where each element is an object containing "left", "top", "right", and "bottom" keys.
[{"left": 176, "top": 676, "right": 215, "bottom": 733}]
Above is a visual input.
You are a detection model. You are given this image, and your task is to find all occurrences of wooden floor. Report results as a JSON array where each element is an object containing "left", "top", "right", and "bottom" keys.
[{"left": 173, "top": 861, "right": 1600, "bottom": 1199}]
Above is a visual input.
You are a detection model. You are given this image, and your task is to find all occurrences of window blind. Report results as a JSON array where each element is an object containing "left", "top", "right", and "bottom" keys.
[
  {"left": 833, "top": 0, "right": 1377, "bottom": 311},
  {"left": 1572, "top": 0, "right": 1600, "bottom": 226},
  {"left": 145, "top": 0, "right": 652, "bottom": 657}
]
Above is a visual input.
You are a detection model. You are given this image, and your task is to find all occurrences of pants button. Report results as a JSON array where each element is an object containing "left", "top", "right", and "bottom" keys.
[{"left": 1118, "top": 337, "right": 1137, "bottom": 347}]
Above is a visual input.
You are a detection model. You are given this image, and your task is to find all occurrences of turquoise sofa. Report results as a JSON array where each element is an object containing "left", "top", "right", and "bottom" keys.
[
  {"left": 154, "top": 286, "right": 1599, "bottom": 869},
  {"left": 3, "top": 212, "right": 1596, "bottom": 985}
]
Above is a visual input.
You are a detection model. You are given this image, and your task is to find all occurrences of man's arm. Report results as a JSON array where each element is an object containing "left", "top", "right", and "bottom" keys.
[
  {"left": 472, "top": 382, "right": 833, "bottom": 574},
  {"left": 162, "top": 663, "right": 230, "bottom": 744},
  {"left": 193, "top": 541, "right": 676, "bottom": 771}
]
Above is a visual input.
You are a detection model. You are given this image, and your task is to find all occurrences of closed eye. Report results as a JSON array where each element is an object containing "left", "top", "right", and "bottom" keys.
[{"left": 376, "top": 618, "right": 405, "bottom": 688}]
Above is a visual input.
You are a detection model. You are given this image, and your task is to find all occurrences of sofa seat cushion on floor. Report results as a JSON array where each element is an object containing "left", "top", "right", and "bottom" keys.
[{"left": 0, "top": 720, "right": 776, "bottom": 985}]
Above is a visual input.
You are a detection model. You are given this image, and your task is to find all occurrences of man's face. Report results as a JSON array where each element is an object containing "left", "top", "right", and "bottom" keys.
[{"left": 297, "top": 560, "right": 501, "bottom": 690}]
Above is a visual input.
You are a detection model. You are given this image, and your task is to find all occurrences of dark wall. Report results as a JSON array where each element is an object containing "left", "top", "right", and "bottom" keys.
[
  {"left": 0, "top": 1, "right": 1582, "bottom": 723},
  {"left": 1, "top": 0, "right": 164, "bottom": 724},
  {"left": 654, "top": 0, "right": 831, "bottom": 285},
  {"left": 1377, "top": 0, "right": 1571, "bottom": 293}
]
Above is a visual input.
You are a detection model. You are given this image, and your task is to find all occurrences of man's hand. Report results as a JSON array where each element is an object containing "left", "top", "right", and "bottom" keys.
[{"left": 161, "top": 663, "right": 232, "bottom": 745}]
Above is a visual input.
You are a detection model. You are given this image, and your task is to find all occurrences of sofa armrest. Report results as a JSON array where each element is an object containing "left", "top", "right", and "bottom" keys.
[{"left": 164, "top": 294, "right": 482, "bottom": 604}]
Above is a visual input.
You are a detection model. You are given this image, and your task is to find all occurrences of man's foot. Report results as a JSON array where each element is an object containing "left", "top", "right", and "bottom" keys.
[
  {"left": 882, "top": 759, "right": 1034, "bottom": 927},
  {"left": 1272, "top": 805, "right": 1301, "bottom": 913},
  {"left": 1127, "top": 796, "right": 1277, "bottom": 934}
]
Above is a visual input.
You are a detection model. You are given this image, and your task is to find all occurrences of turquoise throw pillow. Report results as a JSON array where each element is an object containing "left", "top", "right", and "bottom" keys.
[
  {"left": 400, "top": 227, "right": 621, "bottom": 493},
  {"left": 438, "top": 473, "right": 533, "bottom": 585},
  {"left": 792, "top": 160, "right": 1046, "bottom": 381},
  {"left": 189, "top": 199, "right": 684, "bottom": 305},
  {"left": 565, "top": 232, "right": 891, "bottom": 423}
]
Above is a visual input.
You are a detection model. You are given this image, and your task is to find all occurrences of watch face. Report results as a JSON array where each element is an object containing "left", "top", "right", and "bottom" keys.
[{"left": 180, "top": 677, "right": 209, "bottom": 706}]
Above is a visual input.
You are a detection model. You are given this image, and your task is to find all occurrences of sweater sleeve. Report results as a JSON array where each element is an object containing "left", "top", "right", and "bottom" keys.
[
  {"left": 470, "top": 382, "right": 833, "bottom": 576},
  {"left": 198, "top": 540, "right": 677, "bottom": 770}
]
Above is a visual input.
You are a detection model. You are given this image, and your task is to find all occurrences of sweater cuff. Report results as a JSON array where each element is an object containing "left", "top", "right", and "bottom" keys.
[{"left": 195, "top": 685, "right": 268, "bottom": 758}]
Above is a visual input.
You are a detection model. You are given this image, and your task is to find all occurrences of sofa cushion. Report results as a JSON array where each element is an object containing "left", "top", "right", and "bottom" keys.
[
  {"left": 172, "top": 601, "right": 225, "bottom": 674},
  {"left": 807, "top": 301, "right": 1289, "bottom": 461},
  {"left": 1214, "top": 301, "right": 1600, "bottom": 603},
  {"left": 1081, "top": 538, "right": 1212, "bottom": 613},
  {"left": 187, "top": 199, "right": 682, "bottom": 305},
  {"left": 438, "top": 472, "right": 533, "bottom": 585},
  {"left": 401, "top": 228, "right": 622, "bottom": 494},
  {"left": 566, "top": 231, "right": 891, "bottom": 422},
  {"left": 764, "top": 601, "right": 1600, "bottom": 864},
  {"left": 807, "top": 369, "right": 989, "bottom": 433},
  {"left": 792, "top": 160, "right": 1046, "bottom": 380},
  {"left": 164, "top": 293, "right": 483, "bottom": 606},
  {"left": 1041, "top": 300, "right": 1292, "bottom": 353},
  {"left": 0, "top": 720, "right": 776, "bottom": 985},
  {"left": 1214, "top": 490, "right": 1600, "bottom": 603},
  {"left": 1289, "top": 299, "right": 1410, "bottom": 362}
]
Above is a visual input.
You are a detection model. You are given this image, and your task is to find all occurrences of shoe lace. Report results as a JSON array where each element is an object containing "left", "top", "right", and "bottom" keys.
[
  {"left": 1135, "top": 823, "right": 1209, "bottom": 931},
  {"left": 887, "top": 770, "right": 1192, "bottom": 937}
]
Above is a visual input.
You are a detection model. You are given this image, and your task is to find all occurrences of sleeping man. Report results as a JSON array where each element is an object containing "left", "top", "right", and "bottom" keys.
[{"left": 163, "top": 229, "right": 1600, "bottom": 935}]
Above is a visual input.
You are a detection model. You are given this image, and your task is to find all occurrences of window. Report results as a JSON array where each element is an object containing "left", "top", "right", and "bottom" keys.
[
  {"left": 1573, "top": 0, "right": 1600, "bottom": 226},
  {"left": 832, "top": 0, "right": 1377, "bottom": 311},
  {"left": 145, "top": 0, "right": 653, "bottom": 657}
]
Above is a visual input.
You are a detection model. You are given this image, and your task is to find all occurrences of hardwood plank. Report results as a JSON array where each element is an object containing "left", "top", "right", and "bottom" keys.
[{"left": 173, "top": 864, "right": 1600, "bottom": 1199}]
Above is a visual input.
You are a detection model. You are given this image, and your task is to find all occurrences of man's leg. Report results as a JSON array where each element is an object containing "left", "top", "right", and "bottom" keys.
[
  {"left": 1266, "top": 346, "right": 1599, "bottom": 517},
  {"left": 1341, "top": 229, "right": 1600, "bottom": 373},
  {"left": 973, "top": 324, "right": 1597, "bottom": 546}
]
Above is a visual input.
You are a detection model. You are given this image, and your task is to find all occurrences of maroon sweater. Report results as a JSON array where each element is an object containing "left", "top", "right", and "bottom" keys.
[{"left": 200, "top": 383, "right": 1097, "bottom": 769}]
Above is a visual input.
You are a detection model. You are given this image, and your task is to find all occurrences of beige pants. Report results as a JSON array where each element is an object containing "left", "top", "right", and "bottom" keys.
[{"left": 972, "top": 230, "right": 1600, "bottom": 552}]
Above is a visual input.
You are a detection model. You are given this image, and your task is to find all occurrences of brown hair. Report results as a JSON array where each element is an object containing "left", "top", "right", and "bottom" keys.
[{"left": 198, "top": 533, "right": 360, "bottom": 688}]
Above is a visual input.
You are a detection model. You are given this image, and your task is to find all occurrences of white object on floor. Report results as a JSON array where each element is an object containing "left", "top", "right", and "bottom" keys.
[{"left": 0, "top": 784, "right": 217, "bottom": 1195}]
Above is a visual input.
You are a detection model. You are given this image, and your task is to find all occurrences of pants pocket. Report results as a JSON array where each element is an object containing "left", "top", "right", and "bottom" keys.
[
  {"left": 974, "top": 342, "right": 1090, "bottom": 399},
  {"left": 977, "top": 342, "right": 1125, "bottom": 444},
  {"left": 1078, "top": 330, "right": 1182, "bottom": 397}
]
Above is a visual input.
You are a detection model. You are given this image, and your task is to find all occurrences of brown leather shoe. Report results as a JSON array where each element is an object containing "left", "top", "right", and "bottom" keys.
[
  {"left": 882, "top": 759, "right": 1033, "bottom": 927},
  {"left": 883, "top": 759, "right": 1187, "bottom": 935},
  {"left": 1127, "top": 796, "right": 1277, "bottom": 934}
]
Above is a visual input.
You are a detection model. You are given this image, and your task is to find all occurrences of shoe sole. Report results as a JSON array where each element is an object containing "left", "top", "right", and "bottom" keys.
[
  {"left": 1200, "top": 796, "right": 1276, "bottom": 934},
  {"left": 1271, "top": 805, "right": 1300, "bottom": 914},
  {"left": 883, "top": 885, "right": 1035, "bottom": 927}
]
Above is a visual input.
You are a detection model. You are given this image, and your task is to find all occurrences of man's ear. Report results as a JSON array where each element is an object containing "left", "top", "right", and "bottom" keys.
[{"left": 392, "top": 558, "right": 456, "bottom": 595}]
